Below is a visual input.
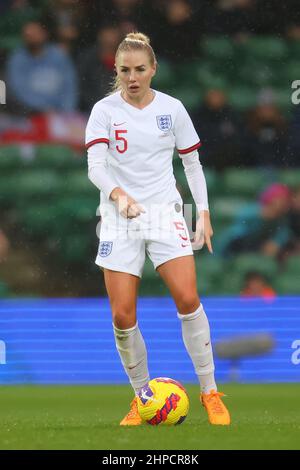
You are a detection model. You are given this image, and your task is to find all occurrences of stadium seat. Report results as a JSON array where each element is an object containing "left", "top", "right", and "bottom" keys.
[
  {"left": 280, "top": 60, "right": 299, "bottom": 83},
  {"left": 228, "top": 87, "right": 257, "bottom": 111},
  {"left": 142, "top": 257, "right": 160, "bottom": 281},
  {"left": 223, "top": 168, "right": 267, "bottom": 196},
  {"left": 231, "top": 254, "right": 278, "bottom": 279},
  {"left": 140, "top": 259, "right": 170, "bottom": 295},
  {"left": 0, "top": 175, "right": 21, "bottom": 206},
  {"left": 0, "top": 35, "right": 21, "bottom": 51},
  {"left": 194, "top": 254, "right": 226, "bottom": 296},
  {"left": 55, "top": 196, "right": 98, "bottom": 224},
  {"left": 285, "top": 256, "right": 300, "bottom": 275},
  {"left": 241, "top": 37, "right": 288, "bottom": 61},
  {"left": 35, "top": 145, "right": 77, "bottom": 169},
  {"left": 174, "top": 61, "right": 201, "bottom": 88},
  {"left": 273, "top": 87, "right": 294, "bottom": 111},
  {"left": 21, "top": 197, "right": 95, "bottom": 240},
  {"left": 219, "top": 271, "right": 244, "bottom": 295},
  {"left": 152, "top": 59, "right": 175, "bottom": 89},
  {"left": 201, "top": 37, "right": 235, "bottom": 60},
  {"left": 288, "top": 40, "right": 300, "bottom": 58},
  {"left": 210, "top": 197, "right": 250, "bottom": 224},
  {"left": 196, "top": 275, "right": 216, "bottom": 296},
  {"left": 21, "top": 204, "right": 60, "bottom": 238},
  {"left": 62, "top": 170, "right": 98, "bottom": 197},
  {"left": 1, "top": 170, "right": 62, "bottom": 208},
  {"left": 16, "top": 170, "right": 62, "bottom": 199},
  {"left": 239, "top": 61, "right": 276, "bottom": 88},
  {"left": 0, "top": 281, "right": 9, "bottom": 298},
  {"left": 196, "top": 62, "right": 229, "bottom": 92},
  {"left": 170, "top": 87, "right": 202, "bottom": 111},
  {"left": 203, "top": 168, "right": 220, "bottom": 194},
  {"left": 177, "top": 167, "right": 222, "bottom": 199},
  {"left": 0, "top": 145, "right": 21, "bottom": 170},
  {"left": 194, "top": 254, "right": 224, "bottom": 281},
  {"left": 173, "top": 164, "right": 220, "bottom": 198},
  {"left": 209, "top": 219, "right": 229, "bottom": 239},
  {"left": 279, "top": 170, "right": 300, "bottom": 188},
  {"left": 274, "top": 274, "right": 300, "bottom": 295},
  {"left": 60, "top": 234, "right": 91, "bottom": 264}
]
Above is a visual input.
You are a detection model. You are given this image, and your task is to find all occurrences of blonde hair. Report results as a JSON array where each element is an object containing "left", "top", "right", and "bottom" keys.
[{"left": 110, "top": 32, "right": 157, "bottom": 93}]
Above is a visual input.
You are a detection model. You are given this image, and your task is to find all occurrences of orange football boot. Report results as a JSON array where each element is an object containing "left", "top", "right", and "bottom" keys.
[
  {"left": 120, "top": 397, "right": 142, "bottom": 426},
  {"left": 201, "top": 390, "right": 231, "bottom": 425}
]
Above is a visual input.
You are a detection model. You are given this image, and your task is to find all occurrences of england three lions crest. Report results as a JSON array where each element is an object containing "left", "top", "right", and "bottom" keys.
[
  {"left": 98, "top": 241, "right": 113, "bottom": 257},
  {"left": 156, "top": 115, "right": 172, "bottom": 132}
]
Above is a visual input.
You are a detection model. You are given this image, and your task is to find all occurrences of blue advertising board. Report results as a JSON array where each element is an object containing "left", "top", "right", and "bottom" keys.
[{"left": 0, "top": 296, "right": 299, "bottom": 384}]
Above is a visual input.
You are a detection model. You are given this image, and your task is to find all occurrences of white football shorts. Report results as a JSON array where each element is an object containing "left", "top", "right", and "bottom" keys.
[{"left": 95, "top": 203, "right": 193, "bottom": 277}]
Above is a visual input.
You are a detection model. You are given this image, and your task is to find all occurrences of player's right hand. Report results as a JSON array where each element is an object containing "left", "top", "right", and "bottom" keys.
[{"left": 110, "top": 187, "right": 146, "bottom": 219}]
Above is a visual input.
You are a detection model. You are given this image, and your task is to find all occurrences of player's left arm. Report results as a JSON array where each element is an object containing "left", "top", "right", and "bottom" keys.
[
  {"left": 174, "top": 101, "right": 213, "bottom": 253},
  {"left": 180, "top": 150, "right": 213, "bottom": 253}
]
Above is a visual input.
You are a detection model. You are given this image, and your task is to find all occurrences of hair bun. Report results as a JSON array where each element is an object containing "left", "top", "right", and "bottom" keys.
[{"left": 125, "top": 32, "right": 150, "bottom": 45}]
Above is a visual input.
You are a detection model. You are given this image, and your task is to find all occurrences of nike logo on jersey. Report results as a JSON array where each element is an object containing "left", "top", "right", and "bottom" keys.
[{"left": 113, "top": 122, "right": 126, "bottom": 126}]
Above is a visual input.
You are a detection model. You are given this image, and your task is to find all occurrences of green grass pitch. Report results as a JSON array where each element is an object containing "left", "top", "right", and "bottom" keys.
[{"left": 0, "top": 384, "right": 299, "bottom": 450}]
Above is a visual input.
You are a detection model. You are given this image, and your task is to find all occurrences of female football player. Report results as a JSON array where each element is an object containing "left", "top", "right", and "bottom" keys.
[{"left": 86, "top": 32, "right": 230, "bottom": 426}]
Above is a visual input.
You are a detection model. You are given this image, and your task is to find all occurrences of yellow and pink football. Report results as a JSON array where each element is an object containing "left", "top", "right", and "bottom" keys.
[{"left": 137, "top": 377, "right": 189, "bottom": 425}]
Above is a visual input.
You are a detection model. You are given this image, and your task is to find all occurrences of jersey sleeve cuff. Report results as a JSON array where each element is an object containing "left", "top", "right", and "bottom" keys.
[
  {"left": 177, "top": 141, "right": 201, "bottom": 155},
  {"left": 196, "top": 203, "right": 209, "bottom": 212},
  {"left": 86, "top": 138, "right": 109, "bottom": 149}
]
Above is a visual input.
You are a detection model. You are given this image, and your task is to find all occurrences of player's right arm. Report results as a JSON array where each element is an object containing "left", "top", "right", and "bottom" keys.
[{"left": 85, "top": 103, "right": 145, "bottom": 219}]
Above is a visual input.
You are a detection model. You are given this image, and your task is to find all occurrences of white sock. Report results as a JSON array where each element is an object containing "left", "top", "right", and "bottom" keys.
[
  {"left": 177, "top": 303, "right": 217, "bottom": 394},
  {"left": 113, "top": 322, "right": 150, "bottom": 395}
]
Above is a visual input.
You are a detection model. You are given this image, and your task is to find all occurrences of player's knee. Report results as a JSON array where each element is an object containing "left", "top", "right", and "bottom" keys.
[
  {"left": 112, "top": 305, "right": 136, "bottom": 329},
  {"left": 176, "top": 292, "right": 200, "bottom": 315}
]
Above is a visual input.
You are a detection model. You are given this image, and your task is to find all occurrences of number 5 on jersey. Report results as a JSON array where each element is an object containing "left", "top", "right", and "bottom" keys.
[{"left": 115, "top": 130, "right": 128, "bottom": 153}]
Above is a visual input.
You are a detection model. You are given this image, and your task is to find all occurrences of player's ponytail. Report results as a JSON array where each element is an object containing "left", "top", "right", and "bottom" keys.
[{"left": 110, "top": 32, "right": 157, "bottom": 94}]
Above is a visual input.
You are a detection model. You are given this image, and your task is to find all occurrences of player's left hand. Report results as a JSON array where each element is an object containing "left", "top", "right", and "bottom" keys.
[{"left": 192, "top": 210, "right": 213, "bottom": 253}]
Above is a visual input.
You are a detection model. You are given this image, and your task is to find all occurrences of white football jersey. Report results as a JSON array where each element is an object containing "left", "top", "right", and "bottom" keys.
[{"left": 85, "top": 89, "right": 200, "bottom": 228}]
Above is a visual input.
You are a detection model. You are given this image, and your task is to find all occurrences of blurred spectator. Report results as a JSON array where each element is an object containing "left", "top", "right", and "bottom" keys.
[
  {"left": 244, "top": 92, "right": 287, "bottom": 167},
  {"left": 203, "top": 0, "right": 257, "bottom": 37},
  {"left": 192, "top": 89, "right": 243, "bottom": 170},
  {"left": 286, "top": 23, "right": 300, "bottom": 41},
  {"left": 0, "top": 0, "right": 39, "bottom": 25},
  {"left": 41, "top": 0, "right": 87, "bottom": 58},
  {"left": 150, "top": 0, "right": 199, "bottom": 61},
  {"left": 0, "top": 1, "right": 12, "bottom": 14},
  {"left": 78, "top": 25, "right": 120, "bottom": 112},
  {"left": 254, "top": 1, "right": 286, "bottom": 35},
  {"left": 42, "top": 0, "right": 89, "bottom": 38},
  {"left": 0, "top": 0, "right": 40, "bottom": 69},
  {"left": 56, "top": 23, "right": 81, "bottom": 60},
  {"left": 286, "top": 107, "right": 300, "bottom": 167},
  {"left": 0, "top": 230, "right": 9, "bottom": 263},
  {"left": 202, "top": 0, "right": 290, "bottom": 36},
  {"left": 280, "top": 186, "right": 300, "bottom": 262},
  {"left": 219, "top": 183, "right": 291, "bottom": 257},
  {"left": 241, "top": 271, "right": 276, "bottom": 299},
  {"left": 289, "top": 186, "right": 300, "bottom": 241},
  {"left": 6, "top": 20, "right": 78, "bottom": 114},
  {"left": 84, "top": 0, "right": 143, "bottom": 44},
  {"left": 281, "top": 0, "right": 300, "bottom": 36},
  {"left": 101, "top": 0, "right": 142, "bottom": 25}
]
